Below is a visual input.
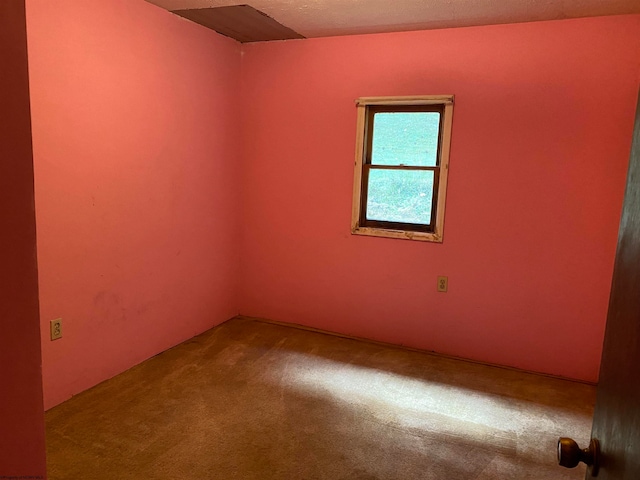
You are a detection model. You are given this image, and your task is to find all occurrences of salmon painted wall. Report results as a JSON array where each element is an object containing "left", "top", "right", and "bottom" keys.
[
  {"left": 239, "top": 16, "right": 640, "bottom": 383},
  {"left": 0, "top": 0, "right": 47, "bottom": 475},
  {"left": 26, "top": 0, "right": 242, "bottom": 409}
]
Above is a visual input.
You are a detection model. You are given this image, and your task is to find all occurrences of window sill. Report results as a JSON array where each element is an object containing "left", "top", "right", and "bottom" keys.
[{"left": 351, "top": 226, "right": 443, "bottom": 243}]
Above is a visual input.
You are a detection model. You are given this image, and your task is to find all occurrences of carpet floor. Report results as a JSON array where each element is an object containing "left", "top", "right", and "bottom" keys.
[{"left": 46, "top": 316, "right": 596, "bottom": 479}]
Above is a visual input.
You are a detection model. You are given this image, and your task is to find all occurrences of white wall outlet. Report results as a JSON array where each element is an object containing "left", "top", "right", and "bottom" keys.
[
  {"left": 50, "top": 318, "right": 62, "bottom": 340},
  {"left": 437, "top": 276, "right": 448, "bottom": 293}
]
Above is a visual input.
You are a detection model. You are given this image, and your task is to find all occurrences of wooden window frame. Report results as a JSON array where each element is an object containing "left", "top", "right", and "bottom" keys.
[{"left": 351, "top": 95, "right": 454, "bottom": 242}]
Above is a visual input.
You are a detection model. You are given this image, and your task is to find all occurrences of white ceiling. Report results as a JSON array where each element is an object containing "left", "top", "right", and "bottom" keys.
[{"left": 145, "top": 0, "right": 640, "bottom": 38}]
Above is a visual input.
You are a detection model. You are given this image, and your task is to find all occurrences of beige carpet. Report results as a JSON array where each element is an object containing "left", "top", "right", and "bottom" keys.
[{"left": 46, "top": 316, "right": 595, "bottom": 479}]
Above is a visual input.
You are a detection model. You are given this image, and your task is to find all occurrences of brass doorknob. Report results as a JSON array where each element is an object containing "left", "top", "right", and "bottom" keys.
[{"left": 558, "top": 437, "right": 599, "bottom": 476}]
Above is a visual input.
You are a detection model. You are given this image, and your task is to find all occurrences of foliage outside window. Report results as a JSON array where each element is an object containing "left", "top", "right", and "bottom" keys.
[{"left": 351, "top": 96, "right": 454, "bottom": 242}]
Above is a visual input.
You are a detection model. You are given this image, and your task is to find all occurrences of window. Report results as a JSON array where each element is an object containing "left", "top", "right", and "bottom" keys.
[{"left": 351, "top": 96, "right": 454, "bottom": 242}]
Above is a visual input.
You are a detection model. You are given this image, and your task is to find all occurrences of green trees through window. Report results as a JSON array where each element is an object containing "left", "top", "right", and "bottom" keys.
[{"left": 367, "top": 112, "right": 440, "bottom": 225}]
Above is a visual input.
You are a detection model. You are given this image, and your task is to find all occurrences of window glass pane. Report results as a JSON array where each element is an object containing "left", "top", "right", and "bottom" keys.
[
  {"left": 366, "top": 169, "right": 435, "bottom": 224},
  {"left": 371, "top": 112, "right": 440, "bottom": 166}
]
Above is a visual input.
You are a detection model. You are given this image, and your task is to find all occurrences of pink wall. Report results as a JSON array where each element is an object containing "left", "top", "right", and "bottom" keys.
[
  {"left": 0, "top": 0, "right": 47, "bottom": 475},
  {"left": 239, "top": 16, "right": 640, "bottom": 383},
  {"left": 23, "top": 3, "right": 640, "bottom": 414},
  {"left": 26, "top": 0, "right": 242, "bottom": 409}
]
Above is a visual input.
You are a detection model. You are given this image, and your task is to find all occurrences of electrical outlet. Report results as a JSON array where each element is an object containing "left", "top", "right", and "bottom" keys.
[
  {"left": 50, "top": 318, "right": 62, "bottom": 341},
  {"left": 437, "top": 276, "right": 448, "bottom": 293}
]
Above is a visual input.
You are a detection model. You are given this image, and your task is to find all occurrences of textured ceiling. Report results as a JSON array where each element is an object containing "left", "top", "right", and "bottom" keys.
[{"left": 145, "top": 0, "right": 640, "bottom": 38}]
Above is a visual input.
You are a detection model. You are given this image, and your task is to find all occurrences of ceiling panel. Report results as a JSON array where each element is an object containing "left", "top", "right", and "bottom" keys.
[{"left": 173, "top": 5, "right": 304, "bottom": 42}]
